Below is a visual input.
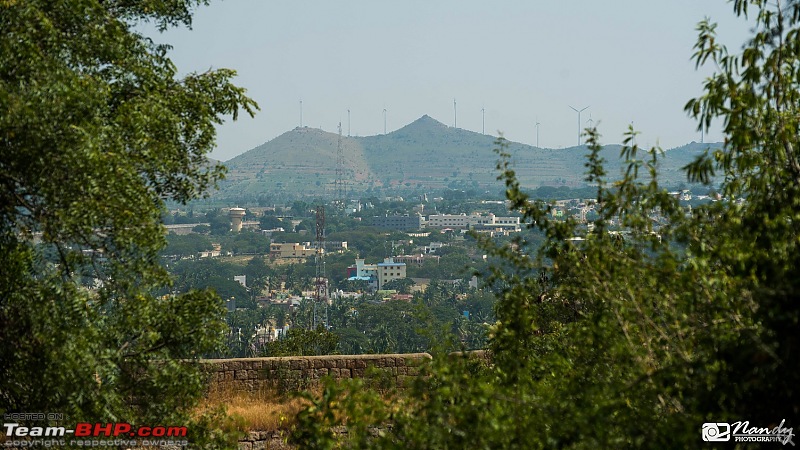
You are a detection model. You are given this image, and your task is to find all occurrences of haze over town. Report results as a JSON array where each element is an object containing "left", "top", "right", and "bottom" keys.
[{"left": 150, "top": 0, "right": 750, "bottom": 161}]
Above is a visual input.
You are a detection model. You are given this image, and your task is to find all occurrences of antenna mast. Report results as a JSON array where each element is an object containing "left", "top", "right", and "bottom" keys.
[{"left": 335, "top": 122, "right": 345, "bottom": 211}]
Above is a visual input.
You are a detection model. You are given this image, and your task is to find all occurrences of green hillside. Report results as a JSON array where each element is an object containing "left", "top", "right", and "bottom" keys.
[{"left": 216, "top": 115, "right": 721, "bottom": 198}]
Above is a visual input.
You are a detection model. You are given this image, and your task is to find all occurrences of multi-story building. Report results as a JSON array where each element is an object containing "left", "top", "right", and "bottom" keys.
[
  {"left": 269, "top": 242, "right": 316, "bottom": 258},
  {"left": 371, "top": 214, "right": 425, "bottom": 231},
  {"left": 393, "top": 254, "right": 440, "bottom": 266},
  {"left": 426, "top": 213, "right": 520, "bottom": 232},
  {"left": 309, "top": 241, "right": 348, "bottom": 252},
  {"left": 346, "top": 257, "right": 407, "bottom": 290},
  {"left": 377, "top": 257, "right": 407, "bottom": 289}
]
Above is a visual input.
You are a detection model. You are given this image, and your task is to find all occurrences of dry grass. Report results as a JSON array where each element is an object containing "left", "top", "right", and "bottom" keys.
[{"left": 197, "top": 386, "right": 312, "bottom": 432}]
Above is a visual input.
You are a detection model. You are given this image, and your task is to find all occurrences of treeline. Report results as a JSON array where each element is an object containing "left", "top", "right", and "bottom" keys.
[{"left": 216, "top": 281, "right": 494, "bottom": 358}]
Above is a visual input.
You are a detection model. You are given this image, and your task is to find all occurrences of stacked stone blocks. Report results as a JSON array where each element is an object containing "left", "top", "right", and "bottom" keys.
[{"left": 201, "top": 353, "right": 432, "bottom": 393}]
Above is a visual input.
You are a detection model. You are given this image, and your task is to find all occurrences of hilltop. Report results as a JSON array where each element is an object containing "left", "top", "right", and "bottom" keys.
[{"left": 215, "top": 115, "right": 721, "bottom": 199}]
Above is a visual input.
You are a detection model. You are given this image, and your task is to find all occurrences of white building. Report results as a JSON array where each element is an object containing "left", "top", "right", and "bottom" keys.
[{"left": 426, "top": 213, "right": 520, "bottom": 232}]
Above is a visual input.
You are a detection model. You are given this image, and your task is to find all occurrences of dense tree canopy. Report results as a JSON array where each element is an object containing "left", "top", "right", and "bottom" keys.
[{"left": 0, "top": 0, "right": 256, "bottom": 444}]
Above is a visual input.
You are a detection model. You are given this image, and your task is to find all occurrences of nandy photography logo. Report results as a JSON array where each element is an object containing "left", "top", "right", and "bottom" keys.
[{"left": 702, "top": 420, "right": 795, "bottom": 445}]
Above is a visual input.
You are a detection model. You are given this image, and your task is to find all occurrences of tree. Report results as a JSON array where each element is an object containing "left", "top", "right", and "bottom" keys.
[
  {"left": 162, "top": 233, "right": 213, "bottom": 257},
  {"left": 380, "top": 277, "right": 414, "bottom": 294},
  {"left": 0, "top": 0, "right": 256, "bottom": 444},
  {"left": 259, "top": 214, "right": 285, "bottom": 231},
  {"left": 207, "top": 208, "right": 233, "bottom": 235},
  {"left": 262, "top": 326, "right": 339, "bottom": 357},
  {"left": 291, "top": 2, "right": 800, "bottom": 447},
  {"left": 192, "top": 224, "right": 211, "bottom": 234},
  {"left": 219, "top": 231, "right": 270, "bottom": 255}
]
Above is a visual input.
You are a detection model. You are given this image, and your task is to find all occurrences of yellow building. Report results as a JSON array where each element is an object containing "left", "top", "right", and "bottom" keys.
[{"left": 269, "top": 242, "right": 316, "bottom": 258}]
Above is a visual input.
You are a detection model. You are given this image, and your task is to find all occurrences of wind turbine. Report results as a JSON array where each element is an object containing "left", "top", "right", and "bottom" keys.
[
  {"left": 481, "top": 106, "right": 485, "bottom": 135},
  {"left": 383, "top": 108, "right": 387, "bottom": 134},
  {"left": 347, "top": 109, "right": 351, "bottom": 136},
  {"left": 300, "top": 99, "right": 303, "bottom": 127},
  {"left": 535, "top": 120, "right": 540, "bottom": 148},
  {"left": 569, "top": 105, "right": 589, "bottom": 146}
]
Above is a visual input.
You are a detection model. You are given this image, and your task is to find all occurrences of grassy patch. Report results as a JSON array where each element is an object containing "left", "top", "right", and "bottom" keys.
[{"left": 198, "top": 386, "right": 311, "bottom": 432}]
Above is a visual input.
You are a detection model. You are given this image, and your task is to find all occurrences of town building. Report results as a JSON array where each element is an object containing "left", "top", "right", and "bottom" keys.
[
  {"left": 426, "top": 213, "right": 520, "bottom": 232},
  {"left": 371, "top": 214, "right": 425, "bottom": 231},
  {"left": 346, "top": 257, "right": 407, "bottom": 290},
  {"left": 269, "top": 242, "right": 316, "bottom": 258},
  {"left": 309, "top": 241, "right": 349, "bottom": 252},
  {"left": 164, "top": 223, "right": 210, "bottom": 235},
  {"left": 377, "top": 257, "right": 407, "bottom": 289},
  {"left": 393, "top": 254, "right": 441, "bottom": 266}
]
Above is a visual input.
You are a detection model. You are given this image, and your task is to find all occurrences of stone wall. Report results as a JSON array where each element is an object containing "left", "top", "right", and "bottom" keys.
[{"left": 201, "top": 353, "right": 432, "bottom": 393}]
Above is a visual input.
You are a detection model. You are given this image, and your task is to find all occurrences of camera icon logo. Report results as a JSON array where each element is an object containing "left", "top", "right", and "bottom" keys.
[{"left": 702, "top": 423, "right": 731, "bottom": 441}]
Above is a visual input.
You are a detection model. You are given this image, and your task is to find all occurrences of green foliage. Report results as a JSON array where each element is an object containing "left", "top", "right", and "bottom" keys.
[
  {"left": 206, "top": 209, "right": 234, "bottom": 235},
  {"left": 163, "top": 233, "right": 214, "bottom": 257},
  {"left": 193, "top": 224, "right": 211, "bottom": 234},
  {"left": 259, "top": 214, "right": 286, "bottom": 230},
  {"left": 219, "top": 230, "right": 270, "bottom": 255},
  {"left": 262, "top": 326, "right": 339, "bottom": 357},
  {"left": 0, "top": 0, "right": 255, "bottom": 443},
  {"left": 291, "top": 2, "right": 800, "bottom": 447},
  {"left": 219, "top": 307, "right": 286, "bottom": 358},
  {"left": 380, "top": 277, "right": 414, "bottom": 294}
]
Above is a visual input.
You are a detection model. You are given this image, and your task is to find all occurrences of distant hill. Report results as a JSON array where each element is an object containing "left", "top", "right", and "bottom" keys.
[{"left": 216, "top": 115, "right": 722, "bottom": 198}]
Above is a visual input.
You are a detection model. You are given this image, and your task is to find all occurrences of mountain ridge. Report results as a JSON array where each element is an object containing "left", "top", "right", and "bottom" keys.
[{"left": 216, "top": 115, "right": 722, "bottom": 199}]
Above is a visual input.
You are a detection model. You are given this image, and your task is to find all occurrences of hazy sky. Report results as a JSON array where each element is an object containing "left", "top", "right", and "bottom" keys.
[{"left": 148, "top": 1, "right": 751, "bottom": 161}]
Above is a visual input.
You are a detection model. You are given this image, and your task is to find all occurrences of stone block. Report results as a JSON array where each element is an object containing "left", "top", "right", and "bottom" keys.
[
  {"left": 289, "top": 359, "right": 309, "bottom": 370},
  {"left": 246, "top": 431, "right": 261, "bottom": 442}
]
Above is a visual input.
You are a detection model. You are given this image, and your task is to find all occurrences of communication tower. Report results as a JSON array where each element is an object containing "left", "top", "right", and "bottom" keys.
[
  {"left": 313, "top": 206, "right": 328, "bottom": 330},
  {"left": 334, "top": 122, "right": 346, "bottom": 211}
]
